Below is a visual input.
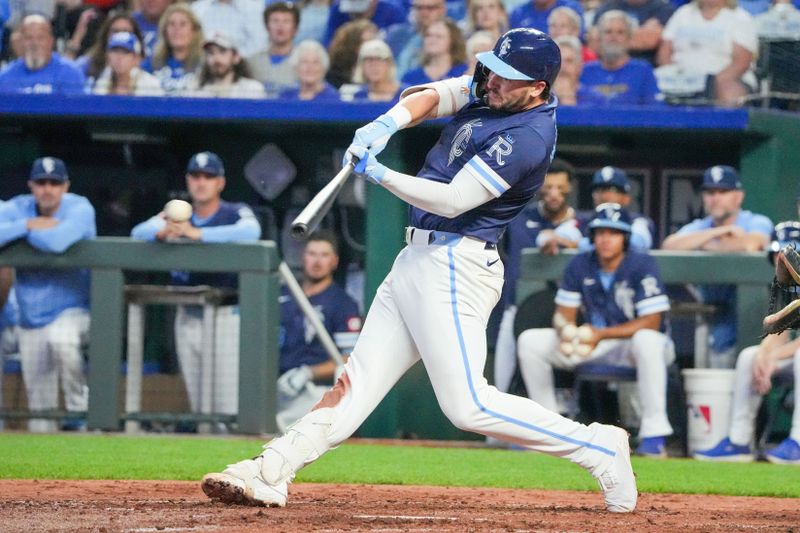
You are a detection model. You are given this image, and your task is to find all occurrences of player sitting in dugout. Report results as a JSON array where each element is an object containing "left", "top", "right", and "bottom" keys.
[{"left": 517, "top": 203, "right": 675, "bottom": 458}]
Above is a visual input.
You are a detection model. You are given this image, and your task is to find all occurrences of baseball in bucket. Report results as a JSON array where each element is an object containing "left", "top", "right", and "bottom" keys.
[{"left": 682, "top": 368, "right": 736, "bottom": 455}]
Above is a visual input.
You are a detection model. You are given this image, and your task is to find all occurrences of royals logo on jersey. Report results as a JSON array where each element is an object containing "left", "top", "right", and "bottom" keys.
[{"left": 449, "top": 119, "right": 482, "bottom": 166}]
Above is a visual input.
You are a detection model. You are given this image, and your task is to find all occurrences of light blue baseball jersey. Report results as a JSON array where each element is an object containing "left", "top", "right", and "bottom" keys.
[
  {"left": 675, "top": 209, "right": 773, "bottom": 351},
  {"left": 0, "top": 193, "right": 96, "bottom": 328},
  {"left": 556, "top": 250, "right": 671, "bottom": 333},
  {"left": 410, "top": 96, "right": 559, "bottom": 244},
  {"left": 131, "top": 200, "right": 261, "bottom": 289}
]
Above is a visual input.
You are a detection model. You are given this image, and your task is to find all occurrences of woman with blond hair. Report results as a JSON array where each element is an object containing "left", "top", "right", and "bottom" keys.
[
  {"left": 142, "top": 3, "right": 204, "bottom": 94},
  {"left": 326, "top": 19, "right": 379, "bottom": 88},
  {"left": 280, "top": 40, "right": 341, "bottom": 100},
  {"left": 349, "top": 39, "right": 405, "bottom": 103},
  {"left": 657, "top": 0, "right": 757, "bottom": 106},
  {"left": 401, "top": 18, "right": 467, "bottom": 85},
  {"left": 459, "top": 0, "right": 508, "bottom": 41}
]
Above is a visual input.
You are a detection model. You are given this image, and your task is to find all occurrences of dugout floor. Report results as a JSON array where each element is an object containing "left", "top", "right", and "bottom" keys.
[{"left": 0, "top": 479, "right": 797, "bottom": 532}]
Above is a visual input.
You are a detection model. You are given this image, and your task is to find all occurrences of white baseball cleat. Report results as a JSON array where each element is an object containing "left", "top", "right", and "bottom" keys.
[
  {"left": 201, "top": 457, "right": 288, "bottom": 507},
  {"left": 595, "top": 425, "right": 638, "bottom": 513}
]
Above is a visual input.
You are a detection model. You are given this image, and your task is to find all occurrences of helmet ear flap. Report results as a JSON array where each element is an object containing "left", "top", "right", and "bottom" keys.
[{"left": 471, "top": 62, "right": 490, "bottom": 100}]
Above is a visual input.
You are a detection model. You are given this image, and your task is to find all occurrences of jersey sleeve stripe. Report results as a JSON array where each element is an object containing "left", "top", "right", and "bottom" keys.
[
  {"left": 465, "top": 156, "right": 510, "bottom": 197},
  {"left": 555, "top": 289, "right": 581, "bottom": 307},
  {"left": 635, "top": 295, "right": 670, "bottom": 316}
]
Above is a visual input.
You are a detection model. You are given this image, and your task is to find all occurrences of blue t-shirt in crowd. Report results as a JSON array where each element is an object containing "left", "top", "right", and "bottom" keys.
[
  {"left": 279, "top": 83, "right": 341, "bottom": 100},
  {"left": 133, "top": 11, "right": 159, "bottom": 57},
  {"left": 401, "top": 63, "right": 468, "bottom": 86},
  {"left": 510, "top": 0, "right": 584, "bottom": 33},
  {"left": 579, "top": 59, "right": 660, "bottom": 105},
  {"left": 351, "top": 83, "right": 408, "bottom": 104},
  {"left": 0, "top": 54, "right": 86, "bottom": 95}
]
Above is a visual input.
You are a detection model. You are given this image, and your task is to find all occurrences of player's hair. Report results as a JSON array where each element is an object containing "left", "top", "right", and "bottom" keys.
[
  {"left": 85, "top": 11, "right": 145, "bottom": 78},
  {"left": 547, "top": 158, "right": 575, "bottom": 180},
  {"left": 264, "top": 1, "right": 301, "bottom": 29},
  {"left": 151, "top": 3, "right": 204, "bottom": 72},
  {"left": 307, "top": 230, "right": 340, "bottom": 256}
]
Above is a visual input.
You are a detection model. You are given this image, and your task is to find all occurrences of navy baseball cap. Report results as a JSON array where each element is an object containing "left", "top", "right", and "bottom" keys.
[
  {"left": 591, "top": 166, "right": 630, "bottom": 193},
  {"left": 702, "top": 165, "right": 742, "bottom": 191},
  {"left": 187, "top": 152, "right": 225, "bottom": 176},
  {"left": 30, "top": 157, "right": 68, "bottom": 182},
  {"left": 588, "top": 202, "right": 633, "bottom": 234},
  {"left": 108, "top": 31, "right": 142, "bottom": 55},
  {"left": 770, "top": 221, "right": 800, "bottom": 253}
]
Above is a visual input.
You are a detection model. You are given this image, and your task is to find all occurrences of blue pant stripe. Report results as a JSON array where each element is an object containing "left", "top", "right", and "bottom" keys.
[{"left": 446, "top": 247, "right": 616, "bottom": 457}]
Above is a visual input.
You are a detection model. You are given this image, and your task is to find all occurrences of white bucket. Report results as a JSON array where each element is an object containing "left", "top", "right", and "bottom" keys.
[{"left": 682, "top": 368, "right": 736, "bottom": 455}]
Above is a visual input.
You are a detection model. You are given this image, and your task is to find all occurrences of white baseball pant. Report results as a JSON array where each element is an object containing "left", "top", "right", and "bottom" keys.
[
  {"left": 281, "top": 233, "right": 626, "bottom": 478},
  {"left": 729, "top": 345, "right": 799, "bottom": 445},
  {"left": 18, "top": 308, "right": 89, "bottom": 432},
  {"left": 175, "top": 305, "right": 240, "bottom": 416},
  {"left": 492, "top": 305, "right": 518, "bottom": 393},
  {"left": 517, "top": 328, "right": 675, "bottom": 439}
]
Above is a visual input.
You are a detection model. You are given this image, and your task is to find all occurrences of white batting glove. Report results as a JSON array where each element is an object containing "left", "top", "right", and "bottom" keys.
[{"left": 277, "top": 365, "right": 313, "bottom": 398}]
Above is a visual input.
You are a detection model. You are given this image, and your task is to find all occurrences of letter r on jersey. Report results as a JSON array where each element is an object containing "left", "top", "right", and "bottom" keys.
[{"left": 487, "top": 136, "right": 513, "bottom": 166}]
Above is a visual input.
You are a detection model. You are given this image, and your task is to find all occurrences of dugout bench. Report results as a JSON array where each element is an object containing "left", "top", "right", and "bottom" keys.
[{"left": 0, "top": 238, "right": 281, "bottom": 435}]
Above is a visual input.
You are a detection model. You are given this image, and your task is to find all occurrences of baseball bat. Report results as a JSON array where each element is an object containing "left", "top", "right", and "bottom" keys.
[
  {"left": 291, "top": 162, "right": 354, "bottom": 240},
  {"left": 278, "top": 261, "right": 345, "bottom": 367}
]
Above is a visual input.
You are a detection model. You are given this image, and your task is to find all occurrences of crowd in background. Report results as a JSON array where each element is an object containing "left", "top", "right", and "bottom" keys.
[{"left": 0, "top": 0, "right": 798, "bottom": 106}]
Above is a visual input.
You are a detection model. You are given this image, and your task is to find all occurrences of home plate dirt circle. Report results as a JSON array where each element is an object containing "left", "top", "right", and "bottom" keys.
[{"left": 0, "top": 480, "right": 797, "bottom": 532}]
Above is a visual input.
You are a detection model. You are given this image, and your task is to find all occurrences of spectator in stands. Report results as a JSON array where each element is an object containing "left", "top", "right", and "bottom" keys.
[
  {"left": 62, "top": 5, "right": 103, "bottom": 61},
  {"left": 0, "top": 14, "right": 86, "bottom": 95},
  {"left": 92, "top": 31, "right": 164, "bottom": 96},
  {"left": 326, "top": 19, "right": 377, "bottom": 88},
  {"left": 349, "top": 38, "right": 404, "bottom": 102},
  {"left": 755, "top": 0, "right": 800, "bottom": 38},
  {"left": 547, "top": 6, "right": 597, "bottom": 63},
  {"left": 191, "top": 0, "right": 267, "bottom": 59},
  {"left": 552, "top": 34, "right": 583, "bottom": 105},
  {"left": 385, "top": 0, "right": 446, "bottom": 79},
  {"left": 247, "top": 1, "right": 300, "bottom": 98},
  {"left": 493, "top": 159, "right": 582, "bottom": 400},
  {"left": 279, "top": 40, "right": 339, "bottom": 100},
  {"left": 694, "top": 221, "right": 800, "bottom": 465},
  {"left": 0, "top": 157, "right": 96, "bottom": 432},
  {"left": 190, "top": 32, "right": 266, "bottom": 98},
  {"left": 464, "top": 30, "right": 495, "bottom": 74},
  {"left": 133, "top": 0, "right": 173, "bottom": 57},
  {"left": 401, "top": 18, "right": 467, "bottom": 85},
  {"left": 131, "top": 152, "right": 261, "bottom": 428},
  {"left": 517, "top": 203, "right": 675, "bottom": 458},
  {"left": 74, "top": 12, "right": 144, "bottom": 87},
  {"left": 591, "top": 0, "right": 674, "bottom": 65},
  {"left": 277, "top": 230, "right": 361, "bottom": 431},
  {"left": 142, "top": 3, "right": 203, "bottom": 95},
  {"left": 657, "top": 0, "right": 758, "bottom": 107},
  {"left": 509, "top": 0, "right": 584, "bottom": 33},
  {"left": 579, "top": 10, "right": 660, "bottom": 105},
  {"left": 322, "top": 0, "right": 405, "bottom": 46},
  {"left": 460, "top": 0, "right": 509, "bottom": 40},
  {"left": 662, "top": 165, "right": 772, "bottom": 368},
  {"left": 295, "top": 0, "right": 332, "bottom": 44}
]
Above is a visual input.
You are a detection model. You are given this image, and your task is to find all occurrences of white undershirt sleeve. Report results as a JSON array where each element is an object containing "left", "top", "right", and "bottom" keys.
[{"left": 380, "top": 165, "right": 497, "bottom": 218}]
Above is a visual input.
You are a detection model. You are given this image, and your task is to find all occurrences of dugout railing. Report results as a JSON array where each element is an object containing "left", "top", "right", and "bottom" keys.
[{"left": 0, "top": 238, "right": 281, "bottom": 435}]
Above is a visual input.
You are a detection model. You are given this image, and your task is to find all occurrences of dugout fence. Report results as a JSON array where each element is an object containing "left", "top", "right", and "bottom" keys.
[{"left": 0, "top": 238, "right": 281, "bottom": 435}]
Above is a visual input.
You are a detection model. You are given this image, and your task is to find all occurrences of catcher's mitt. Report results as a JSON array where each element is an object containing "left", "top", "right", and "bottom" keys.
[{"left": 763, "top": 245, "right": 800, "bottom": 335}]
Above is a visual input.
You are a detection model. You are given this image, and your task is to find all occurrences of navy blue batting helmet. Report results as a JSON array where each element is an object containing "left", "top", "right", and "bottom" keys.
[
  {"left": 771, "top": 221, "right": 800, "bottom": 253},
  {"left": 588, "top": 202, "right": 633, "bottom": 235},
  {"left": 471, "top": 28, "right": 561, "bottom": 99}
]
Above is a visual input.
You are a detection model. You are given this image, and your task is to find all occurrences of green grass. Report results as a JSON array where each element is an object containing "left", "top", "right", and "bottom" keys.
[{"left": 0, "top": 433, "right": 798, "bottom": 498}]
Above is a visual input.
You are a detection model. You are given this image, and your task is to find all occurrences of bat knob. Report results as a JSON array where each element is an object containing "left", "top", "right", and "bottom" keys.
[{"left": 291, "top": 223, "right": 309, "bottom": 241}]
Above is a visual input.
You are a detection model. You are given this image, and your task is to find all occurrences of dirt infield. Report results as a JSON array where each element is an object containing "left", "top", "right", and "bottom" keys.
[{"left": 0, "top": 480, "right": 797, "bottom": 532}]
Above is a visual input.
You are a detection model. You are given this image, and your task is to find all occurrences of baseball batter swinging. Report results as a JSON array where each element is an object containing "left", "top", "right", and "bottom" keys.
[{"left": 202, "top": 28, "right": 637, "bottom": 513}]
